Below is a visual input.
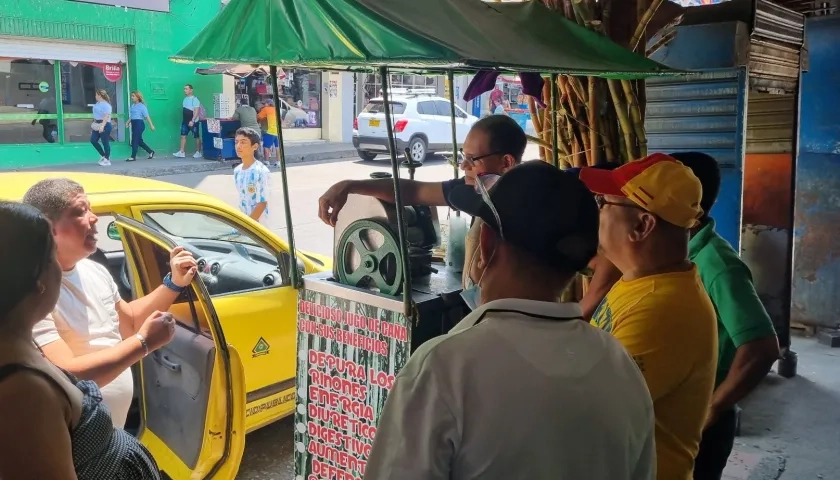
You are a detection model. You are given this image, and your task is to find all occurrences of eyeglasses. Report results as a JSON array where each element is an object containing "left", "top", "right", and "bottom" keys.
[
  {"left": 594, "top": 194, "right": 646, "bottom": 212},
  {"left": 474, "top": 174, "right": 504, "bottom": 239},
  {"left": 459, "top": 148, "right": 504, "bottom": 166}
]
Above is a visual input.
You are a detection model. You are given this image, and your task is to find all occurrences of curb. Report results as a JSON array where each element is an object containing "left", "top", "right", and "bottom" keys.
[{"left": 14, "top": 147, "right": 360, "bottom": 179}]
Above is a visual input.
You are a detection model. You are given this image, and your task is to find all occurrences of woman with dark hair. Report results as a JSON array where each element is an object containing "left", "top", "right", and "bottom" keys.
[{"left": 0, "top": 202, "right": 162, "bottom": 479}]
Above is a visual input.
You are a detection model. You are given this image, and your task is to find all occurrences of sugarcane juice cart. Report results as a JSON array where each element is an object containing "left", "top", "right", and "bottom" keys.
[{"left": 172, "top": 0, "right": 673, "bottom": 477}]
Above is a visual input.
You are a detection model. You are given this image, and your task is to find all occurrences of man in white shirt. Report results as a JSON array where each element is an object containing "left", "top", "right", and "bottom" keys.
[
  {"left": 365, "top": 161, "right": 656, "bottom": 480},
  {"left": 23, "top": 178, "right": 198, "bottom": 428}
]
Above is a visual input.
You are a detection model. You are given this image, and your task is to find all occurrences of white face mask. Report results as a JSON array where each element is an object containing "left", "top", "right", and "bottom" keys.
[{"left": 460, "top": 247, "right": 495, "bottom": 311}]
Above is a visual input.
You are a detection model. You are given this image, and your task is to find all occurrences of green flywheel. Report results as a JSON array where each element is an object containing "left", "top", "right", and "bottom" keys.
[{"left": 336, "top": 219, "right": 404, "bottom": 296}]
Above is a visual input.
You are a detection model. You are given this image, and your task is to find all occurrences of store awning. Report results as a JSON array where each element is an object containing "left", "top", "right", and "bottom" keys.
[
  {"left": 171, "top": 0, "right": 679, "bottom": 79},
  {"left": 194, "top": 63, "right": 283, "bottom": 78}
]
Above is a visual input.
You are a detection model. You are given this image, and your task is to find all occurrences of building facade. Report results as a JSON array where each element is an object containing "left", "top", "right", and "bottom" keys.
[{"left": 0, "top": 0, "right": 223, "bottom": 169}]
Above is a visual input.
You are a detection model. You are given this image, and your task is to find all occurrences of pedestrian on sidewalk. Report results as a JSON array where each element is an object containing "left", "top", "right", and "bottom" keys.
[
  {"left": 231, "top": 98, "right": 264, "bottom": 162},
  {"left": 233, "top": 128, "right": 271, "bottom": 224},
  {"left": 91, "top": 89, "right": 113, "bottom": 167},
  {"left": 257, "top": 99, "right": 279, "bottom": 167},
  {"left": 667, "top": 152, "right": 779, "bottom": 480},
  {"left": 365, "top": 161, "right": 656, "bottom": 480},
  {"left": 579, "top": 154, "right": 719, "bottom": 480},
  {"left": 127, "top": 91, "right": 156, "bottom": 162},
  {"left": 174, "top": 84, "right": 203, "bottom": 159}
]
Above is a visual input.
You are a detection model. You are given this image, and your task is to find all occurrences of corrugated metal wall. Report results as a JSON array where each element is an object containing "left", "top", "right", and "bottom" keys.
[
  {"left": 749, "top": 0, "right": 805, "bottom": 93},
  {"left": 791, "top": 14, "right": 840, "bottom": 330},
  {"left": 742, "top": 93, "right": 796, "bottom": 344},
  {"left": 740, "top": 0, "right": 803, "bottom": 346},
  {"left": 646, "top": 69, "right": 748, "bottom": 249}
]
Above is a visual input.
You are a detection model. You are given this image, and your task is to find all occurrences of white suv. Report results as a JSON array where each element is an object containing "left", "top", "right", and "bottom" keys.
[{"left": 353, "top": 93, "right": 479, "bottom": 163}]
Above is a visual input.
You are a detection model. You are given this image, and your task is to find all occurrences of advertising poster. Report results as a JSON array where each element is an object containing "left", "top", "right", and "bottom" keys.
[{"left": 294, "top": 289, "right": 411, "bottom": 480}]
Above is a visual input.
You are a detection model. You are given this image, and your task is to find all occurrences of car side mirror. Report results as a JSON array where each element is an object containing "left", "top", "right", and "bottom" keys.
[{"left": 107, "top": 221, "right": 120, "bottom": 240}]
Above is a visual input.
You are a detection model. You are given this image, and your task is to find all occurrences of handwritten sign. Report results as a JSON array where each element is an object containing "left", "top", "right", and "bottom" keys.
[{"left": 294, "top": 290, "right": 410, "bottom": 480}]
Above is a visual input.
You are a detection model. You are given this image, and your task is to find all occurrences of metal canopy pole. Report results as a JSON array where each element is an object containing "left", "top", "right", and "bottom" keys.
[
  {"left": 550, "top": 73, "right": 559, "bottom": 168},
  {"left": 270, "top": 65, "right": 301, "bottom": 289},
  {"left": 379, "top": 66, "right": 413, "bottom": 317},
  {"left": 447, "top": 71, "right": 461, "bottom": 217}
]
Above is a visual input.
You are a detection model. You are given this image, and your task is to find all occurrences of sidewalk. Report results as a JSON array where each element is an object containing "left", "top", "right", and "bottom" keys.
[{"left": 12, "top": 141, "right": 358, "bottom": 178}]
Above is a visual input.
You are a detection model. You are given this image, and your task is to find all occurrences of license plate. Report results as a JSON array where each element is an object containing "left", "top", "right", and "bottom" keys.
[{"left": 369, "top": 119, "right": 381, "bottom": 127}]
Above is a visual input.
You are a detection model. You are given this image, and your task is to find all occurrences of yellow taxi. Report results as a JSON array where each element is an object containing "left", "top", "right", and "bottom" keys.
[{"left": 1, "top": 171, "right": 330, "bottom": 479}]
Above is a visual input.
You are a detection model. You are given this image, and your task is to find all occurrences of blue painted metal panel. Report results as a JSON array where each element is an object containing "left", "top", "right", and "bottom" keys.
[
  {"left": 646, "top": 68, "right": 748, "bottom": 249},
  {"left": 798, "top": 17, "right": 840, "bottom": 155},
  {"left": 791, "top": 15, "right": 840, "bottom": 328},
  {"left": 648, "top": 22, "right": 741, "bottom": 70}
]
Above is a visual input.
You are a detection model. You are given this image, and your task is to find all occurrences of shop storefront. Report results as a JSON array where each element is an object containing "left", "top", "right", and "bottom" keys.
[
  {"left": 0, "top": 37, "right": 129, "bottom": 147},
  {"left": 0, "top": 0, "right": 222, "bottom": 170},
  {"left": 231, "top": 68, "right": 324, "bottom": 141}
]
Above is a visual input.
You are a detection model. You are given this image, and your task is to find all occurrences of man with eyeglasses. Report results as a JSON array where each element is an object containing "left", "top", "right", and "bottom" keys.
[
  {"left": 365, "top": 161, "right": 656, "bottom": 480},
  {"left": 578, "top": 153, "right": 718, "bottom": 480},
  {"left": 318, "top": 115, "right": 526, "bottom": 288}
]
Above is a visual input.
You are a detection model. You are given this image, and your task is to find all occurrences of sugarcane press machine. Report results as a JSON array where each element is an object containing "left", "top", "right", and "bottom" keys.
[{"left": 302, "top": 193, "right": 468, "bottom": 350}]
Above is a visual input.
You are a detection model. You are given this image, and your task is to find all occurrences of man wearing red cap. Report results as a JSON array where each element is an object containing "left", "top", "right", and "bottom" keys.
[{"left": 579, "top": 153, "right": 718, "bottom": 480}]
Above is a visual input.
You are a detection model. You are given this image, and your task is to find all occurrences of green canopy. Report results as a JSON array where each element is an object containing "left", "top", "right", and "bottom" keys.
[{"left": 172, "top": 0, "right": 675, "bottom": 79}]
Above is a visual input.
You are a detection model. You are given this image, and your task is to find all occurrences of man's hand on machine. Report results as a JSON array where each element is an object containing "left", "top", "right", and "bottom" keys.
[{"left": 319, "top": 180, "right": 351, "bottom": 226}]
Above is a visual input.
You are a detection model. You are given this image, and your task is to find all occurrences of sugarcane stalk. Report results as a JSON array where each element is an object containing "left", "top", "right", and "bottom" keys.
[
  {"left": 621, "top": 79, "right": 647, "bottom": 156},
  {"left": 528, "top": 97, "right": 546, "bottom": 160},
  {"left": 607, "top": 79, "right": 635, "bottom": 161},
  {"left": 599, "top": 114, "right": 617, "bottom": 163},
  {"left": 588, "top": 77, "right": 600, "bottom": 166},
  {"left": 526, "top": 133, "right": 552, "bottom": 149},
  {"left": 631, "top": 0, "right": 665, "bottom": 52},
  {"left": 647, "top": 30, "right": 677, "bottom": 57},
  {"left": 602, "top": 0, "right": 612, "bottom": 32},
  {"left": 571, "top": 0, "right": 595, "bottom": 28},
  {"left": 567, "top": 76, "right": 588, "bottom": 107}
]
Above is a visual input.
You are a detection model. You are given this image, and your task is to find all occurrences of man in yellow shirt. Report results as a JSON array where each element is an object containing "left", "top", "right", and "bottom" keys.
[
  {"left": 257, "top": 99, "right": 279, "bottom": 164},
  {"left": 579, "top": 153, "right": 718, "bottom": 480}
]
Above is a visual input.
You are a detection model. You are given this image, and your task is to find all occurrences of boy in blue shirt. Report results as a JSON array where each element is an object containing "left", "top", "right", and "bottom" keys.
[{"left": 232, "top": 128, "right": 271, "bottom": 224}]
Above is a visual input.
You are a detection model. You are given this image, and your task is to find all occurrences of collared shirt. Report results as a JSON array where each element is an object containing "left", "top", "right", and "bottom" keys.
[
  {"left": 591, "top": 266, "right": 717, "bottom": 480},
  {"left": 92, "top": 101, "right": 112, "bottom": 120},
  {"left": 689, "top": 218, "right": 777, "bottom": 386},
  {"left": 129, "top": 102, "right": 149, "bottom": 120},
  {"left": 365, "top": 298, "right": 656, "bottom": 480}
]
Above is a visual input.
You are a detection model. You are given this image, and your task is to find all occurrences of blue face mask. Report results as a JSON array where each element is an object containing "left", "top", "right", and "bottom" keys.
[
  {"left": 460, "top": 248, "right": 495, "bottom": 312},
  {"left": 460, "top": 283, "right": 481, "bottom": 311}
]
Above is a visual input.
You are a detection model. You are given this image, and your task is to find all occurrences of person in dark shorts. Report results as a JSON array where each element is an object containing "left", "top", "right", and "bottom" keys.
[
  {"left": 174, "top": 84, "right": 202, "bottom": 159},
  {"left": 0, "top": 201, "right": 163, "bottom": 479}
]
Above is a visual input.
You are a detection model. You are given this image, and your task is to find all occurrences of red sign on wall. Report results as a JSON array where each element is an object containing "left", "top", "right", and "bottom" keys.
[{"left": 103, "top": 63, "right": 123, "bottom": 83}]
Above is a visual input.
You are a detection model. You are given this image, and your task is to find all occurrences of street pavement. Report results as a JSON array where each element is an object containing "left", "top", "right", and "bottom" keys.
[
  {"left": 153, "top": 154, "right": 466, "bottom": 258},
  {"left": 151, "top": 154, "right": 839, "bottom": 480}
]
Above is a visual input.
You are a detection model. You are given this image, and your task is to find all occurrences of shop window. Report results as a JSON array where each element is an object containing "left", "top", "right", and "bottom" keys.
[
  {"left": 0, "top": 58, "right": 126, "bottom": 146},
  {"left": 0, "top": 58, "right": 59, "bottom": 144},
  {"left": 239, "top": 68, "right": 322, "bottom": 129},
  {"left": 363, "top": 73, "right": 442, "bottom": 104},
  {"left": 60, "top": 61, "right": 125, "bottom": 143}
]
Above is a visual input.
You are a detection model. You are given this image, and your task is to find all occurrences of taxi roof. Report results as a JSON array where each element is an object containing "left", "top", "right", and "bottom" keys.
[{"left": 0, "top": 171, "right": 216, "bottom": 207}]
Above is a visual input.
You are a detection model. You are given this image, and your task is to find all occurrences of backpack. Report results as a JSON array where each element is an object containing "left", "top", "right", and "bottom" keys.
[{"left": 196, "top": 103, "right": 208, "bottom": 121}]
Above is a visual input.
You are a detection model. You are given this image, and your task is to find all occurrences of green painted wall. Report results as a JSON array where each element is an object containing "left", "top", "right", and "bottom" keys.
[{"left": 0, "top": 0, "right": 221, "bottom": 169}]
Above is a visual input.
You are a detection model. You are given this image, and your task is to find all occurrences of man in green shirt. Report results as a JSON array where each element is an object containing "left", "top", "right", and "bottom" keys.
[
  {"left": 580, "top": 152, "right": 780, "bottom": 480},
  {"left": 670, "top": 152, "right": 780, "bottom": 480}
]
